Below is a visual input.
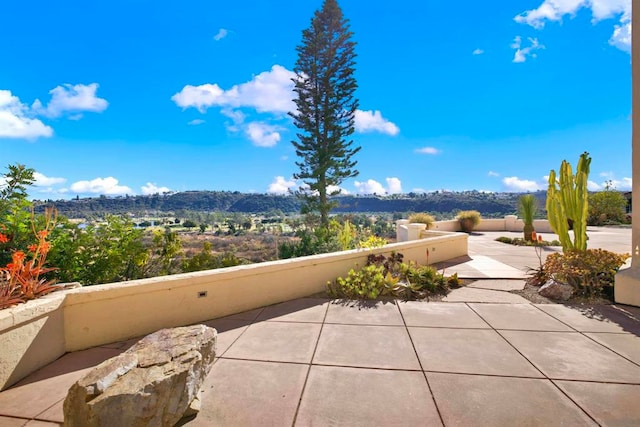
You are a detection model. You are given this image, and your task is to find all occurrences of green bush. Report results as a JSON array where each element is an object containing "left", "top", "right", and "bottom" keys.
[
  {"left": 182, "top": 242, "right": 246, "bottom": 272},
  {"left": 542, "top": 249, "right": 629, "bottom": 299},
  {"left": 327, "top": 252, "right": 461, "bottom": 300},
  {"left": 495, "top": 237, "right": 561, "bottom": 247},
  {"left": 588, "top": 183, "right": 628, "bottom": 225}
]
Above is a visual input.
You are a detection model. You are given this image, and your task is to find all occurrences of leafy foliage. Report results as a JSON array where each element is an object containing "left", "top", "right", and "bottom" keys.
[
  {"left": 588, "top": 182, "right": 628, "bottom": 225},
  {"left": 327, "top": 252, "right": 461, "bottom": 300},
  {"left": 182, "top": 242, "right": 245, "bottom": 272},
  {"left": 1, "top": 207, "right": 60, "bottom": 308},
  {"left": 48, "top": 215, "right": 148, "bottom": 285},
  {"left": 495, "top": 236, "right": 561, "bottom": 246},
  {"left": 290, "top": 0, "right": 360, "bottom": 226},
  {"left": 539, "top": 249, "right": 629, "bottom": 299},
  {"left": 518, "top": 194, "right": 538, "bottom": 226}
]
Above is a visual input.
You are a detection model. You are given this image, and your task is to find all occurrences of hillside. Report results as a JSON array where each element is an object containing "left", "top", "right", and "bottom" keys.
[{"left": 33, "top": 190, "right": 548, "bottom": 218}]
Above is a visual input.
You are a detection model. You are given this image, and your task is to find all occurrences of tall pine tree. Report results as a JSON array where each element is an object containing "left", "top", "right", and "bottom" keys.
[{"left": 290, "top": 0, "right": 359, "bottom": 227}]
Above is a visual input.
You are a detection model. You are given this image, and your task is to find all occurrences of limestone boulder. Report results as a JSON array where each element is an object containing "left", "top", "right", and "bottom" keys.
[
  {"left": 538, "top": 279, "right": 574, "bottom": 301},
  {"left": 64, "top": 324, "right": 216, "bottom": 427}
]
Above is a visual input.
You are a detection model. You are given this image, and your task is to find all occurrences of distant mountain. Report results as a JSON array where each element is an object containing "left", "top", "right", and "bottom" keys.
[{"left": 33, "top": 190, "right": 547, "bottom": 218}]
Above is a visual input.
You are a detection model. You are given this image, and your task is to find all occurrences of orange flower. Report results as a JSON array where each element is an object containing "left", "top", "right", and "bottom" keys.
[
  {"left": 0, "top": 234, "right": 8, "bottom": 244},
  {"left": 37, "top": 230, "right": 49, "bottom": 238},
  {"left": 28, "top": 244, "right": 38, "bottom": 252},
  {"left": 12, "top": 251, "right": 25, "bottom": 263}
]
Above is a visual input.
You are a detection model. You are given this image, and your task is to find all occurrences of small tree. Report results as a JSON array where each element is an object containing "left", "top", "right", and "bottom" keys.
[
  {"left": 290, "top": 0, "right": 360, "bottom": 228},
  {"left": 588, "top": 181, "right": 628, "bottom": 225}
]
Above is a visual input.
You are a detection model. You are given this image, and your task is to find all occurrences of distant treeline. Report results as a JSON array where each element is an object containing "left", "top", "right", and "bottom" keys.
[{"left": 33, "top": 190, "right": 548, "bottom": 218}]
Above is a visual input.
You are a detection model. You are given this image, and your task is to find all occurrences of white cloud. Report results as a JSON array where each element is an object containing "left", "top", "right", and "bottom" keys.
[
  {"left": 514, "top": 0, "right": 631, "bottom": 52},
  {"left": 590, "top": 177, "right": 632, "bottom": 191},
  {"left": 327, "top": 185, "right": 350, "bottom": 195},
  {"left": 502, "top": 176, "right": 543, "bottom": 191},
  {"left": 354, "top": 179, "right": 386, "bottom": 195},
  {"left": 171, "top": 83, "right": 225, "bottom": 113},
  {"left": 0, "top": 90, "right": 53, "bottom": 139},
  {"left": 141, "top": 182, "right": 171, "bottom": 195},
  {"left": 172, "top": 65, "right": 296, "bottom": 115},
  {"left": 354, "top": 110, "right": 399, "bottom": 135},
  {"left": 174, "top": 65, "right": 400, "bottom": 146},
  {"left": 268, "top": 176, "right": 297, "bottom": 194},
  {"left": 246, "top": 122, "right": 281, "bottom": 147},
  {"left": 588, "top": 180, "right": 602, "bottom": 191},
  {"left": 472, "top": 48, "right": 484, "bottom": 55},
  {"left": 354, "top": 177, "right": 403, "bottom": 195},
  {"left": 214, "top": 28, "right": 228, "bottom": 41},
  {"left": 511, "top": 36, "right": 544, "bottom": 63},
  {"left": 33, "top": 83, "right": 108, "bottom": 118},
  {"left": 386, "top": 177, "right": 402, "bottom": 194},
  {"left": 70, "top": 177, "right": 132, "bottom": 195},
  {"left": 488, "top": 171, "right": 500, "bottom": 177},
  {"left": 415, "top": 146, "right": 440, "bottom": 155},
  {"left": 188, "top": 119, "right": 205, "bottom": 125},
  {"left": 610, "top": 20, "right": 631, "bottom": 52},
  {"left": 33, "top": 172, "right": 66, "bottom": 186}
]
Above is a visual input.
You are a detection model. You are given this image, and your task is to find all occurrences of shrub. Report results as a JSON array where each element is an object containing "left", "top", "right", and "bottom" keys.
[
  {"left": 327, "top": 252, "right": 461, "bottom": 300},
  {"left": 0, "top": 207, "right": 60, "bottom": 309},
  {"left": 542, "top": 249, "right": 629, "bottom": 299},
  {"left": 456, "top": 210, "right": 481, "bottom": 232},
  {"left": 408, "top": 213, "right": 435, "bottom": 229},
  {"left": 495, "top": 237, "right": 561, "bottom": 247},
  {"left": 588, "top": 182, "right": 628, "bottom": 225}
]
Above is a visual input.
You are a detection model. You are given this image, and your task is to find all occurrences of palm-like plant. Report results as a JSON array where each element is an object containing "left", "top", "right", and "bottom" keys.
[{"left": 518, "top": 194, "right": 538, "bottom": 241}]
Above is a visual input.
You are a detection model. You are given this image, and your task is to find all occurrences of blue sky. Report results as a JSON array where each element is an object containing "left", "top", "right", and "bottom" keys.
[{"left": 0, "top": 0, "right": 632, "bottom": 199}]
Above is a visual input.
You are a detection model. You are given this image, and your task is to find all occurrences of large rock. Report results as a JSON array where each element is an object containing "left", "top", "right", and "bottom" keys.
[
  {"left": 538, "top": 279, "right": 574, "bottom": 301},
  {"left": 64, "top": 325, "right": 216, "bottom": 427}
]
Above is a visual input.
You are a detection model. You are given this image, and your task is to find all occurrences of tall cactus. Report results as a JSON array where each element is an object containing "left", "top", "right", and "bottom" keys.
[{"left": 546, "top": 152, "right": 591, "bottom": 252}]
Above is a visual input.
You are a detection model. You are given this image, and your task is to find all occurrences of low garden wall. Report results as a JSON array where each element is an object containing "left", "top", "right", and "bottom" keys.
[
  {"left": 0, "top": 231, "right": 467, "bottom": 391},
  {"left": 397, "top": 215, "right": 553, "bottom": 240}
]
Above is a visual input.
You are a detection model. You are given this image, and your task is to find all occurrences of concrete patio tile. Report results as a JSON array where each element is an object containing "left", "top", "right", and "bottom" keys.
[
  {"left": 409, "top": 328, "right": 543, "bottom": 377},
  {"left": 501, "top": 331, "right": 640, "bottom": 383},
  {"left": 201, "top": 318, "right": 251, "bottom": 356},
  {"left": 324, "top": 300, "right": 404, "bottom": 325},
  {"left": 555, "top": 381, "right": 640, "bottom": 426},
  {"left": 467, "top": 279, "right": 525, "bottom": 291},
  {"left": 24, "top": 421, "right": 61, "bottom": 426},
  {"left": 469, "top": 303, "right": 573, "bottom": 331},
  {"left": 222, "top": 321, "right": 321, "bottom": 363},
  {"left": 443, "top": 287, "right": 530, "bottom": 303},
  {"left": 427, "top": 372, "right": 596, "bottom": 426},
  {"left": 585, "top": 332, "right": 640, "bottom": 365},
  {"left": 216, "top": 307, "right": 264, "bottom": 321},
  {"left": 534, "top": 304, "right": 629, "bottom": 333},
  {"left": 0, "top": 347, "right": 122, "bottom": 419},
  {"left": 587, "top": 304, "right": 640, "bottom": 335},
  {"left": 313, "top": 324, "right": 420, "bottom": 370},
  {"left": 296, "top": 365, "right": 442, "bottom": 426},
  {"left": 34, "top": 400, "right": 63, "bottom": 424},
  {"left": 0, "top": 416, "right": 27, "bottom": 426},
  {"left": 256, "top": 298, "right": 329, "bottom": 323},
  {"left": 397, "top": 302, "right": 490, "bottom": 328},
  {"left": 189, "top": 359, "right": 308, "bottom": 427}
]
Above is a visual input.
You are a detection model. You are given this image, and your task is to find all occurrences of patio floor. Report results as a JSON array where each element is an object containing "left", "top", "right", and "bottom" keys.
[{"left": 1, "top": 227, "right": 639, "bottom": 426}]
